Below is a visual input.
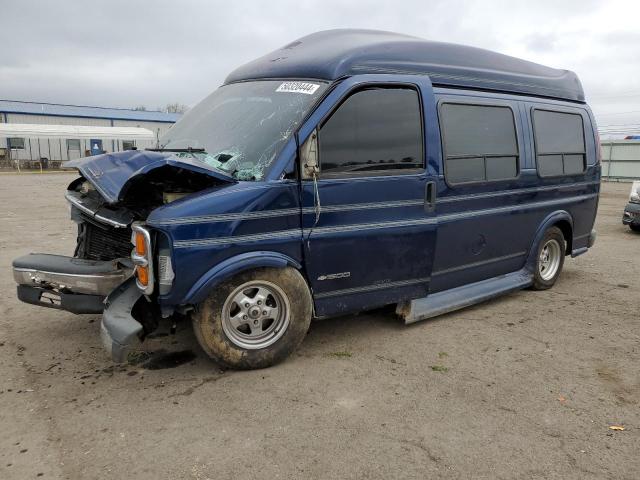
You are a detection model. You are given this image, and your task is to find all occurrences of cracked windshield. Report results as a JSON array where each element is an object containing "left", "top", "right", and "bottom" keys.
[{"left": 159, "top": 80, "right": 327, "bottom": 180}]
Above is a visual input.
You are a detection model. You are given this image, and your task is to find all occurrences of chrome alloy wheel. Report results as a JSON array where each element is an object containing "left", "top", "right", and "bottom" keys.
[
  {"left": 221, "top": 280, "right": 291, "bottom": 350},
  {"left": 538, "top": 238, "right": 562, "bottom": 281}
]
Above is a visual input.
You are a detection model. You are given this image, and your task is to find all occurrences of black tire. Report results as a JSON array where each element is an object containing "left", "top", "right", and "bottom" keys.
[
  {"left": 531, "top": 226, "right": 566, "bottom": 290},
  {"left": 193, "top": 267, "right": 312, "bottom": 370},
  {"left": 630, "top": 224, "right": 640, "bottom": 233}
]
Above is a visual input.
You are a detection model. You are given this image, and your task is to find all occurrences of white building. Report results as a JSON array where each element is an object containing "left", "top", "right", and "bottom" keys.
[
  {"left": 601, "top": 139, "right": 640, "bottom": 181},
  {"left": 0, "top": 99, "right": 180, "bottom": 168}
]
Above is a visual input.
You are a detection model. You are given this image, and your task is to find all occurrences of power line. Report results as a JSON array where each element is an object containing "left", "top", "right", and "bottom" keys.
[
  {"left": 597, "top": 122, "right": 640, "bottom": 127},
  {"left": 595, "top": 110, "right": 640, "bottom": 116},
  {"left": 590, "top": 91, "right": 640, "bottom": 99}
]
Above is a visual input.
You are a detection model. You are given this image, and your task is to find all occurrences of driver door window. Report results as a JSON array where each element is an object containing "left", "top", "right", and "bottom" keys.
[{"left": 318, "top": 87, "right": 423, "bottom": 176}]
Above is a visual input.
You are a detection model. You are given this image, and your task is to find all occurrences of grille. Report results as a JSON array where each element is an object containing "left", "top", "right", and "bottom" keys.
[{"left": 80, "top": 220, "right": 132, "bottom": 261}]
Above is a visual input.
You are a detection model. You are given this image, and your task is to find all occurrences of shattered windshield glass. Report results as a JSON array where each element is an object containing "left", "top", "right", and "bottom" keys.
[{"left": 159, "top": 80, "right": 327, "bottom": 180}]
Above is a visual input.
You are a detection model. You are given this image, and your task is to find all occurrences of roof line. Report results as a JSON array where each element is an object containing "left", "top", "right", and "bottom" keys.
[
  {"left": 0, "top": 98, "right": 167, "bottom": 114},
  {"left": 0, "top": 109, "right": 176, "bottom": 123}
]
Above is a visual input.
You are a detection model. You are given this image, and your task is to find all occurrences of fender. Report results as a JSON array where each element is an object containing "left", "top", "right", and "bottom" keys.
[
  {"left": 184, "top": 251, "right": 302, "bottom": 305},
  {"left": 524, "top": 210, "right": 573, "bottom": 274}
]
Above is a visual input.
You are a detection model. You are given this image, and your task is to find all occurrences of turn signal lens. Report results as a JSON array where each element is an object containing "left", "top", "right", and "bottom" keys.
[
  {"left": 131, "top": 223, "right": 153, "bottom": 295},
  {"left": 134, "top": 232, "right": 146, "bottom": 256},
  {"left": 136, "top": 265, "right": 149, "bottom": 286}
]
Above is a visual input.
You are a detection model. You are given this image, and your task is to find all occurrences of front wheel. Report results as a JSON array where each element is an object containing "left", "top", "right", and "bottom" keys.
[
  {"left": 630, "top": 224, "right": 640, "bottom": 233},
  {"left": 531, "top": 226, "right": 566, "bottom": 290},
  {"left": 193, "top": 267, "right": 312, "bottom": 370}
]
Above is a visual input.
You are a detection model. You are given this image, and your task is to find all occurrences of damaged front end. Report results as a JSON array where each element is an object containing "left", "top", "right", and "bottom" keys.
[{"left": 12, "top": 149, "right": 236, "bottom": 362}]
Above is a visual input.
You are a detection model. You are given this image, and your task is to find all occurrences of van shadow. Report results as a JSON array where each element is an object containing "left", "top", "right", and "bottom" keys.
[
  {"left": 131, "top": 304, "right": 413, "bottom": 370},
  {"left": 34, "top": 288, "right": 524, "bottom": 373},
  {"left": 125, "top": 295, "right": 517, "bottom": 370}
]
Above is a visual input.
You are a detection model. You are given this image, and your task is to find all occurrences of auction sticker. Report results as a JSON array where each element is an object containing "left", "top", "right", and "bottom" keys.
[{"left": 276, "top": 82, "right": 320, "bottom": 95}]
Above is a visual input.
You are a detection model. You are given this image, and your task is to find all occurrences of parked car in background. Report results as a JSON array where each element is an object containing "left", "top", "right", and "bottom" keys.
[
  {"left": 623, "top": 181, "right": 640, "bottom": 232},
  {"left": 12, "top": 29, "right": 600, "bottom": 369}
]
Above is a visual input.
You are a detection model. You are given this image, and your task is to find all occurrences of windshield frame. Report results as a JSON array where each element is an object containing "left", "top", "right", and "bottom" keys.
[{"left": 158, "top": 78, "right": 332, "bottom": 182}]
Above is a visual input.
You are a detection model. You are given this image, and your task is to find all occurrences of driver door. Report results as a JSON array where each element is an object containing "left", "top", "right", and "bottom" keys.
[{"left": 298, "top": 78, "right": 438, "bottom": 317}]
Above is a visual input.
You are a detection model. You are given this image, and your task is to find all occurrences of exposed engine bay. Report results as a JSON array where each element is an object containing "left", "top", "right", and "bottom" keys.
[{"left": 67, "top": 165, "right": 223, "bottom": 261}]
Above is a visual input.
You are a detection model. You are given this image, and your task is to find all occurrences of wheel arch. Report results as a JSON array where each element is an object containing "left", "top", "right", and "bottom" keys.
[
  {"left": 184, "top": 251, "right": 303, "bottom": 305},
  {"left": 525, "top": 210, "right": 573, "bottom": 273}
]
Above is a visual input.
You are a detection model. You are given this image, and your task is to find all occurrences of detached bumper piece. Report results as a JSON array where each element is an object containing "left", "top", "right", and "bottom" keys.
[{"left": 101, "top": 278, "right": 145, "bottom": 363}]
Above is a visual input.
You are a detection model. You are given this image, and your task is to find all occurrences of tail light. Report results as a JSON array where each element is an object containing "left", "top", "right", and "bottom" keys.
[{"left": 131, "top": 223, "right": 154, "bottom": 295}]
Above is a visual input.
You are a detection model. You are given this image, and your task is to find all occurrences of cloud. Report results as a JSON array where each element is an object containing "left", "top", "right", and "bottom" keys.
[
  {"left": 524, "top": 33, "right": 558, "bottom": 53},
  {"left": 0, "top": 0, "right": 638, "bottom": 132}
]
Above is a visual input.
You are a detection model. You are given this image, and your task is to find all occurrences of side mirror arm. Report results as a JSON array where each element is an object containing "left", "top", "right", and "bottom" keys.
[{"left": 300, "top": 129, "right": 319, "bottom": 179}]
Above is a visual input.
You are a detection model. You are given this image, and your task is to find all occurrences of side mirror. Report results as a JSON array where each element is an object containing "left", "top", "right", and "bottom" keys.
[{"left": 300, "top": 129, "right": 319, "bottom": 179}]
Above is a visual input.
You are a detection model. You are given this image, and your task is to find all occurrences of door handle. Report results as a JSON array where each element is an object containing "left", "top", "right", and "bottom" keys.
[{"left": 425, "top": 181, "right": 437, "bottom": 212}]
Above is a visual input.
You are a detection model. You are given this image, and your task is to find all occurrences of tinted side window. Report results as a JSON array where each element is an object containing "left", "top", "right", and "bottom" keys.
[
  {"left": 440, "top": 103, "right": 519, "bottom": 184},
  {"left": 533, "top": 109, "right": 586, "bottom": 176},
  {"left": 319, "top": 88, "right": 423, "bottom": 175}
]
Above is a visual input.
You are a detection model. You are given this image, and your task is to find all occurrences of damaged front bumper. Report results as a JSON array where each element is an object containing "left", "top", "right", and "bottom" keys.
[
  {"left": 13, "top": 254, "right": 146, "bottom": 362},
  {"left": 13, "top": 253, "right": 132, "bottom": 297}
]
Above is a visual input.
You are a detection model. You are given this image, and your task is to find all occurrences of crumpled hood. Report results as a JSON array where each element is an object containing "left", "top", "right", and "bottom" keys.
[{"left": 65, "top": 150, "right": 237, "bottom": 204}]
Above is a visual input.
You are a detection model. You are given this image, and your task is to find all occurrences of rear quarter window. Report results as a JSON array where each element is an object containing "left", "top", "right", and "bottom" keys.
[{"left": 532, "top": 109, "right": 586, "bottom": 177}]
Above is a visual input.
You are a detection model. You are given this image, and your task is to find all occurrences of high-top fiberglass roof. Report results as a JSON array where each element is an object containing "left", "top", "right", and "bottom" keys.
[{"left": 226, "top": 29, "right": 584, "bottom": 103}]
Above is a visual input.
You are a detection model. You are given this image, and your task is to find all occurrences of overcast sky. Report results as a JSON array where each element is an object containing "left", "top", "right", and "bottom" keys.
[{"left": 1, "top": 0, "right": 639, "bottom": 136}]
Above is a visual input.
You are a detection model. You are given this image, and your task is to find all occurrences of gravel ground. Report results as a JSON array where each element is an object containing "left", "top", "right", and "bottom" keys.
[{"left": 0, "top": 173, "right": 638, "bottom": 480}]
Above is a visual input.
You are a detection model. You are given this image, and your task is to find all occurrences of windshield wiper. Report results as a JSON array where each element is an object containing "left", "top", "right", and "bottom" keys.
[{"left": 146, "top": 147, "right": 205, "bottom": 153}]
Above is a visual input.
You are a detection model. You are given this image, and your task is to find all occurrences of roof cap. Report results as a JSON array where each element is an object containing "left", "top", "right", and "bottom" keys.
[{"left": 226, "top": 29, "right": 584, "bottom": 103}]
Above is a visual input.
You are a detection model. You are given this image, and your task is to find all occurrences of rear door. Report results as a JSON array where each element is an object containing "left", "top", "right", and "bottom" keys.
[
  {"left": 429, "top": 95, "right": 528, "bottom": 292},
  {"left": 297, "top": 76, "right": 439, "bottom": 317}
]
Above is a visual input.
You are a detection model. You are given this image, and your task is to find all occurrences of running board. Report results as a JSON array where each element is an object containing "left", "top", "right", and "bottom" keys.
[{"left": 397, "top": 269, "right": 533, "bottom": 324}]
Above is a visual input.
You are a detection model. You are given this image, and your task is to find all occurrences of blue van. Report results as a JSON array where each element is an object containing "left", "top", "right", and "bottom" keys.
[{"left": 12, "top": 30, "right": 599, "bottom": 369}]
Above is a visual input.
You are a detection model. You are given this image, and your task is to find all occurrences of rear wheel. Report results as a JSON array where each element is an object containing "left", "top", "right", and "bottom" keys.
[
  {"left": 193, "top": 267, "right": 312, "bottom": 370},
  {"left": 531, "top": 227, "right": 566, "bottom": 290}
]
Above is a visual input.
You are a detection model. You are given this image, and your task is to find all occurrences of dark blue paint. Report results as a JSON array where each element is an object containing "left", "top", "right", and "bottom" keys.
[
  {"left": 226, "top": 29, "right": 584, "bottom": 102},
  {"left": 142, "top": 74, "right": 598, "bottom": 319},
  {"left": 147, "top": 181, "right": 303, "bottom": 307},
  {"left": 185, "top": 251, "right": 302, "bottom": 305},
  {"left": 295, "top": 75, "right": 438, "bottom": 316}
]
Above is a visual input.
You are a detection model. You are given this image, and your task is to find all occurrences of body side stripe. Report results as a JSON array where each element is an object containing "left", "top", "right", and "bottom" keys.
[
  {"left": 314, "top": 276, "right": 431, "bottom": 299},
  {"left": 151, "top": 180, "right": 598, "bottom": 226},
  {"left": 172, "top": 193, "right": 597, "bottom": 249},
  {"left": 174, "top": 229, "right": 300, "bottom": 248},
  {"left": 438, "top": 180, "right": 599, "bottom": 204},
  {"left": 431, "top": 251, "right": 527, "bottom": 277},
  {"left": 573, "top": 232, "right": 592, "bottom": 240}
]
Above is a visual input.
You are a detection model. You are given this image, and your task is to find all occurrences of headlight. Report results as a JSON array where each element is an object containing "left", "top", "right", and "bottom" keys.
[
  {"left": 131, "top": 223, "right": 154, "bottom": 295},
  {"left": 630, "top": 181, "right": 640, "bottom": 203},
  {"left": 80, "top": 181, "right": 94, "bottom": 195}
]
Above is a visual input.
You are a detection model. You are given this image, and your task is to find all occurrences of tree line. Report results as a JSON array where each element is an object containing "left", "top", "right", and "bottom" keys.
[{"left": 132, "top": 102, "right": 189, "bottom": 114}]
